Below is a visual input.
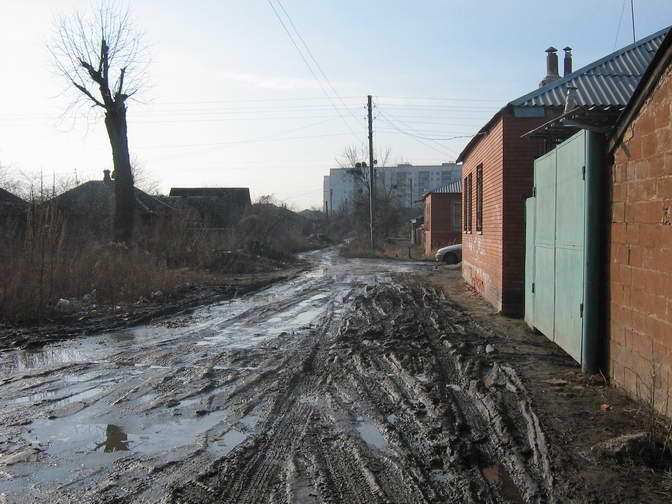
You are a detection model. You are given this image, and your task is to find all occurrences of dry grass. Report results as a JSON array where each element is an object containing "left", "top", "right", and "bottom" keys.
[
  {"left": 0, "top": 201, "right": 313, "bottom": 322},
  {"left": 629, "top": 354, "right": 672, "bottom": 469}
]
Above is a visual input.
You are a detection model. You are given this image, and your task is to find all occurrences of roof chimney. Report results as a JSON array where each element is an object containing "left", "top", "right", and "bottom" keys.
[
  {"left": 539, "top": 46, "right": 559, "bottom": 87},
  {"left": 563, "top": 46, "right": 573, "bottom": 76},
  {"left": 103, "top": 169, "right": 112, "bottom": 184}
]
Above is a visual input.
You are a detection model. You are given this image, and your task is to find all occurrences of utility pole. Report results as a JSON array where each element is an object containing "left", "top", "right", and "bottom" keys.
[{"left": 368, "top": 95, "right": 375, "bottom": 250}]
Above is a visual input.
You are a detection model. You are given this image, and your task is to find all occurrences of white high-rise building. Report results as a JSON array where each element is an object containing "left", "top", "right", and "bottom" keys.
[{"left": 323, "top": 163, "right": 461, "bottom": 215}]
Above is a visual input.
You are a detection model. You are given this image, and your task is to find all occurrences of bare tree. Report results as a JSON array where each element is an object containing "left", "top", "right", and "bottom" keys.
[
  {"left": 335, "top": 144, "right": 392, "bottom": 189},
  {"left": 130, "top": 156, "right": 160, "bottom": 195},
  {"left": 49, "top": 2, "right": 146, "bottom": 244}
]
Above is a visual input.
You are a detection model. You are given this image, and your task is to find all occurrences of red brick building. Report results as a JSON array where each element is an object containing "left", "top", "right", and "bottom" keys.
[
  {"left": 458, "top": 109, "right": 548, "bottom": 314},
  {"left": 608, "top": 29, "right": 672, "bottom": 413},
  {"left": 459, "top": 33, "right": 667, "bottom": 315},
  {"left": 422, "top": 180, "right": 462, "bottom": 256}
]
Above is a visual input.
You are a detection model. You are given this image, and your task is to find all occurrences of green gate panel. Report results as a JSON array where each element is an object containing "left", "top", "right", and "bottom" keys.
[
  {"left": 524, "top": 197, "right": 536, "bottom": 328},
  {"left": 554, "top": 133, "right": 586, "bottom": 362},
  {"left": 526, "top": 130, "right": 588, "bottom": 365},
  {"left": 533, "top": 150, "right": 557, "bottom": 339}
]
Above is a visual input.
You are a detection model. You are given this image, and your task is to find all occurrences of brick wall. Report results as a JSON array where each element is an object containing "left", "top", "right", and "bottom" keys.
[
  {"left": 462, "top": 108, "right": 548, "bottom": 313},
  {"left": 609, "top": 64, "right": 672, "bottom": 414},
  {"left": 462, "top": 116, "right": 505, "bottom": 310},
  {"left": 501, "top": 112, "right": 547, "bottom": 315},
  {"left": 424, "top": 193, "right": 461, "bottom": 256}
]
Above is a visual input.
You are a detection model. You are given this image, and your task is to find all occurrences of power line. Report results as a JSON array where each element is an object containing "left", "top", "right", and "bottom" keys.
[
  {"left": 377, "top": 108, "right": 457, "bottom": 157},
  {"left": 613, "top": 0, "right": 627, "bottom": 49},
  {"left": 275, "top": 0, "right": 364, "bottom": 127},
  {"left": 266, "top": 0, "right": 361, "bottom": 142}
]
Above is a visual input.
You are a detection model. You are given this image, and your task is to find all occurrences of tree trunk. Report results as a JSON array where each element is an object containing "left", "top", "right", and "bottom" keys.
[{"left": 104, "top": 102, "right": 135, "bottom": 244}]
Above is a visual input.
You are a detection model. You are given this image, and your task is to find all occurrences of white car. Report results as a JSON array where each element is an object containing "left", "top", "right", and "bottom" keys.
[{"left": 435, "top": 244, "right": 462, "bottom": 264}]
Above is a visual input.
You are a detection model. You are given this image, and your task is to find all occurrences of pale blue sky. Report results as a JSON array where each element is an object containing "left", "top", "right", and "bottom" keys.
[{"left": 0, "top": 1, "right": 670, "bottom": 208}]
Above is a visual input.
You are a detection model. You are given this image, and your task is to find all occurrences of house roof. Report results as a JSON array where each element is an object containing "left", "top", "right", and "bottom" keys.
[
  {"left": 0, "top": 187, "right": 27, "bottom": 207},
  {"left": 422, "top": 179, "right": 462, "bottom": 199},
  {"left": 0, "top": 187, "right": 28, "bottom": 216},
  {"left": 511, "top": 27, "right": 669, "bottom": 108},
  {"left": 52, "top": 180, "right": 173, "bottom": 216},
  {"left": 457, "top": 26, "right": 670, "bottom": 163},
  {"left": 610, "top": 28, "right": 672, "bottom": 151},
  {"left": 168, "top": 187, "right": 251, "bottom": 205}
]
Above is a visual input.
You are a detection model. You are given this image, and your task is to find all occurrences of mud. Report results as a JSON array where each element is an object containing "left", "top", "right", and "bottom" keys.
[{"left": 0, "top": 249, "right": 668, "bottom": 503}]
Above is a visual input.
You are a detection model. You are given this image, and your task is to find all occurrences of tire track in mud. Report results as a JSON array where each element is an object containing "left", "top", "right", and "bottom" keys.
[
  {"left": 157, "top": 281, "right": 561, "bottom": 504},
  {"left": 0, "top": 254, "right": 568, "bottom": 503}
]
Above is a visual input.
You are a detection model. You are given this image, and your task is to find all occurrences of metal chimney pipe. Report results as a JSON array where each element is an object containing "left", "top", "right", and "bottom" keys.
[
  {"left": 539, "top": 46, "right": 559, "bottom": 87},
  {"left": 563, "top": 46, "right": 573, "bottom": 76}
]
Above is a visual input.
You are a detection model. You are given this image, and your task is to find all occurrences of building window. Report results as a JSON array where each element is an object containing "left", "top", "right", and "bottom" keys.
[
  {"left": 452, "top": 201, "right": 461, "bottom": 231},
  {"left": 463, "top": 177, "right": 468, "bottom": 232},
  {"left": 464, "top": 174, "right": 473, "bottom": 232},
  {"left": 476, "top": 164, "right": 483, "bottom": 232}
]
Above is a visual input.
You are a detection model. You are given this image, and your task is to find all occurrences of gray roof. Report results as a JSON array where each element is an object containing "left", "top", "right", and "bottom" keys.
[
  {"left": 423, "top": 179, "right": 462, "bottom": 199},
  {"left": 511, "top": 26, "right": 670, "bottom": 108},
  {"left": 52, "top": 181, "right": 173, "bottom": 216},
  {"left": 169, "top": 187, "right": 251, "bottom": 204}
]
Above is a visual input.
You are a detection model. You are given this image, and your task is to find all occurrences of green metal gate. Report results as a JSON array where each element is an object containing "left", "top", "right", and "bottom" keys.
[{"left": 525, "top": 131, "right": 587, "bottom": 363}]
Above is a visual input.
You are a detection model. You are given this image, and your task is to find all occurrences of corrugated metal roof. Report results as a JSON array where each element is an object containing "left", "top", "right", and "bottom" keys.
[
  {"left": 510, "top": 27, "right": 669, "bottom": 108},
  {"left": 423, "top": 179, "right": 462, "bottom": 198}
]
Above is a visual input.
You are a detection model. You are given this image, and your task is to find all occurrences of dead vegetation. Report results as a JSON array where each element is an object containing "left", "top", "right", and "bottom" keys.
[{"left": 0, "top": 195, "right": 322, "bottom": 322}]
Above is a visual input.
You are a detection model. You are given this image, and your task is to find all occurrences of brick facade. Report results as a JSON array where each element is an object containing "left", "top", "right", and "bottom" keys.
[
  {"left": 608, "top": 64, "right": 672, "bottom": 413},
  {"left": 423, "top": 192, "right": 461, "bottom": 256},
  {"left": 461, "top": 108, "right": 546, "bottom": 314}
]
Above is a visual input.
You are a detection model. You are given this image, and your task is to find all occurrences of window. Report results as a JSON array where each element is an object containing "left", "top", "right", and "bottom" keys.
[
  {"left": 476, "top": 164, "right": 483, "bottom": 232},
  {"left": 464, "top": 174, "right": 473, "bottom": 232},
  {"left": 452, "top": 201, "right": 461, "bottom": 231},
  {"left": 463, "top": 177, "right": 468, "bottom": 232}
]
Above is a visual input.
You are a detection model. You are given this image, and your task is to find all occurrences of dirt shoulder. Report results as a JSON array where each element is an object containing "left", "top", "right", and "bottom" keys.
[
  {"left": 0, "top": 264, "right": 307, "bottom": 352},
  {"left": 420, "top": 265, "right": 672, "bottom": 503}
]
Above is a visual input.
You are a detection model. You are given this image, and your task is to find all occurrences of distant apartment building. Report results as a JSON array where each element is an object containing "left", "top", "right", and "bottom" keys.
[{"left": 323, "top": 163, "right": 460, "bottom": 214}]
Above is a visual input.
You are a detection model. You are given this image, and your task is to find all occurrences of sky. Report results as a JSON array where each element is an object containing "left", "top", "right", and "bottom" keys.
[{"left": 0, "top": 1, "right": 670, "bottom": 209}]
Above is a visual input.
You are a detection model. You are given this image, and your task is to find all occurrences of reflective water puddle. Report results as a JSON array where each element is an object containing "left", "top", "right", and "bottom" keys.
[{"left": 356, "top": 422, "right": 393, "bottom": 455}]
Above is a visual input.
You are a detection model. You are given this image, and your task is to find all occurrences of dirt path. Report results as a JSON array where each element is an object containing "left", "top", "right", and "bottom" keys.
[{"left": 0, "top": 249, "right": 668, "bottom": 503}]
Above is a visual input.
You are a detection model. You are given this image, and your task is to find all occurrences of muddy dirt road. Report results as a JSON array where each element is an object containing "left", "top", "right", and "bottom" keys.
[{"left": 0, "top": 248, "right": 616, "bottom": 503}]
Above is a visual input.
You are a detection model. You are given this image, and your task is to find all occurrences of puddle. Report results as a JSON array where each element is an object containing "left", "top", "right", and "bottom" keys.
[
  {"left": 209, "top": 429, "right": 248, "bottom": 457},
  {"left": 95, "top": 424, "right": 129, "bottom": 452},
  {"left": 7, "top": 385, "right": 105, "bottom": 407},
  {"left": 480, "top": 464, "right": 525, "bottom": 503},
  {"left": 386, "top": 414, "right": 400, "bottom": 425},
  {"left": 24, "top": 408, "right": 231, "bottom": 459},
  {"left": 356, "top": 422, "right": 393, "bottom": 455}
]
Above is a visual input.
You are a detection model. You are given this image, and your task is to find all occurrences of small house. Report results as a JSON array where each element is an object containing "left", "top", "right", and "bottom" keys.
[{"left": 422, "top": 180, "right": 462, "bottom": 256}]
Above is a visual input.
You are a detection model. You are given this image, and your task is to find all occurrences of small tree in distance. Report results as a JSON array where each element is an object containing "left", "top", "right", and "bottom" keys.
[{"left": 49, "top": 1, "right": 146, "bottom": 244}]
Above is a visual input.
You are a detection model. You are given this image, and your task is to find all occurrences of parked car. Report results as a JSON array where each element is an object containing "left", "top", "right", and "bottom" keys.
[{"left": 435, "top": 244, "right": 462, "bottom": 264}]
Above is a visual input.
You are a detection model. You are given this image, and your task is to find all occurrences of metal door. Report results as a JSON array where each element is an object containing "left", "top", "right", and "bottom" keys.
[
  {"left": 525, "top": 130, "right": 587, "bottom": 363},
  {"left": 553, "top": 134, "right": 585, "bottom": 361},
  {"left": 532, "top": 150, "right": 557, "bottom": 339}
]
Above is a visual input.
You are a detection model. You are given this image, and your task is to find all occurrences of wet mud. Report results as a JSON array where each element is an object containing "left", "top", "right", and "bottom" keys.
[{"left": 0, "top": 249, "right": 666, "bottom": 503}]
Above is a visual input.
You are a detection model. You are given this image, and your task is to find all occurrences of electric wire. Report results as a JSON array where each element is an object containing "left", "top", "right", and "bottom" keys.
[
  {"left": 377, "top": 108, "right": 457, "bottom": 157},
  {"left": 266, "top": 0, "right": 361, "bottom": 142},
  {"left": 275, "top": 0, "right": 364, "bottom": 127},
  {"left": 613, "top": 0, "right": 628, "bottom": 50}
]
